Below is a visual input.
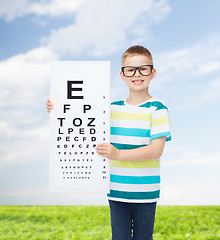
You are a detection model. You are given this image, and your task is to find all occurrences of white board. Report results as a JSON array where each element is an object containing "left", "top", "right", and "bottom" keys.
[{"left": 49, "top": 61, "right": 110, "bottom": 193}]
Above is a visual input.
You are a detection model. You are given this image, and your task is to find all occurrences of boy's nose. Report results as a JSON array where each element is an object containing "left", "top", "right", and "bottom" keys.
[{"left": 134, "top": 68, "right": 141, "bottom": 77}]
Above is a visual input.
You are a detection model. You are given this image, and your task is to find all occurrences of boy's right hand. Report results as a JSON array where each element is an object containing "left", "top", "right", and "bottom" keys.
[{"left": 47, "top": 99, "right": 53, "bottom": 112}]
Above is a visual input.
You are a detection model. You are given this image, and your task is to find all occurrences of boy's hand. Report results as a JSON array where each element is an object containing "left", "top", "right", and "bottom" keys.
[
  {"left": 96, "top": 143, "right": 120, "bottom": 160},
  {"left": 47, "top": 99, "right": 53, "bottom": 112}
]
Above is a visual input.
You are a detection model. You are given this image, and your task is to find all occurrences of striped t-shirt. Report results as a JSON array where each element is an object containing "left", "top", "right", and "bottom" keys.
[{"left": 107, "top": 97, "right": 171, "bottom": 203}]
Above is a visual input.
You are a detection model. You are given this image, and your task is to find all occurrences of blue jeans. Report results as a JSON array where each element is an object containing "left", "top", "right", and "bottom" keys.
[{"left": 108, "top": 200, "right": 157, "bottom": 240}]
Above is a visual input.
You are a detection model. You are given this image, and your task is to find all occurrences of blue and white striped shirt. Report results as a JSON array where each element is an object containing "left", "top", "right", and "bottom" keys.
[{"left": 107, "top": 97, "right": 171, "bottom": 203}]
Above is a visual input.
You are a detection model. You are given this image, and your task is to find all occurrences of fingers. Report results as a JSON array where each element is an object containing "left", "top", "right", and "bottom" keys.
[
  {"left": 47, "top": 105, "right": 53, "bottom": 112},
  {"left": 96, "top": 150, "right": 107, "bottom": 157},
  {"left": 96, "top": 144, "right": 109, "bottom": 156},
  {"left": 96, "top": 143, "right": 109, "bottom": 148},
  {"left": 96, "top": 146, "right": 107, "bottom": 153},
  {"left": 46, "top": 98, "right": 53, "bottom": 112}
]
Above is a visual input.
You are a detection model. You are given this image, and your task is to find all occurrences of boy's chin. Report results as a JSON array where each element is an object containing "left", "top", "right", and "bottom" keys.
[{"left": 129, "top": 86, "right": 149, "bottom": 92}]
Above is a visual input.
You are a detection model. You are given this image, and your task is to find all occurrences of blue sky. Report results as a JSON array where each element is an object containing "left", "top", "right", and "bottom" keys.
[{"left": 0, "top": 0, "right": 220, "bottom": 205}]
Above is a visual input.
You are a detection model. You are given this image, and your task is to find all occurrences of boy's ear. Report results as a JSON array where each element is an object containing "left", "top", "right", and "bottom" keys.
[
  {"left": 151, "top": 68, "right": 156, "bottom": 80},
  {"left": 120, "top": 71, "right": 125, "bottom": 81}
]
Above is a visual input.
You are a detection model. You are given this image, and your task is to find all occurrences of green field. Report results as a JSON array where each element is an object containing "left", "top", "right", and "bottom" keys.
[{"left": 0, "top": 206, "right": 219, "bottom": 239}]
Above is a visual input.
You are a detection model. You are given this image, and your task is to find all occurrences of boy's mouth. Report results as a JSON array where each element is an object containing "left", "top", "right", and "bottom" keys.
[{"left": 132, "top": 80, "right": 144, "bottom": 86}]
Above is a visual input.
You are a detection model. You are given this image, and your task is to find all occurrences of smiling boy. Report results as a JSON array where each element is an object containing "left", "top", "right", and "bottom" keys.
[
  {"left": 96, "top": 45, "right": 171, "bottom": 240},
  {"left": 47, "top": 45, "right": 171, "bottom": 240}
]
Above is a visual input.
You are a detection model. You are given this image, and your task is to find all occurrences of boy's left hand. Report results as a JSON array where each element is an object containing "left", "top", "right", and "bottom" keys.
[{"left": 96, "top": 143, "right": 120, "bottom": 160}]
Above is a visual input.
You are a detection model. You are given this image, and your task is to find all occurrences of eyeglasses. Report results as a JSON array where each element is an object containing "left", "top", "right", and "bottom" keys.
[{"left": 121, "top": 65, "right": 153, "bottom": 77}]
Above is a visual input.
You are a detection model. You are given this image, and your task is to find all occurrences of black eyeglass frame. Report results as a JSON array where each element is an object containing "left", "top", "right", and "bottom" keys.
[{"left": 121, "top": 65, "right": 154, "bottom": 77}]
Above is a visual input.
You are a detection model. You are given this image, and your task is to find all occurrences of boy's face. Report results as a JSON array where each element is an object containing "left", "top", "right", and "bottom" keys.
[{"left": 120, "top": 55, "right": 156, "bottom": 93}]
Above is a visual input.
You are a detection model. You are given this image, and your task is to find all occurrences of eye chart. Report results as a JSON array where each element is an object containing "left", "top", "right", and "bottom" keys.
[{"left": 49, "top": 61, "right": 110, "bottom": 194}]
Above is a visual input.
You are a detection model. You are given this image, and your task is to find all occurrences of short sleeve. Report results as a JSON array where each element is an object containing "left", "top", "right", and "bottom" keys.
[{"left": 150, "top": 106, "right": 171, "bottom": 142}]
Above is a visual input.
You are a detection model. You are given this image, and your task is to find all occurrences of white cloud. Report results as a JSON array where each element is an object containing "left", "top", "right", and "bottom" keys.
[
  {"left": 159, "top": 183, "right": 220, "bottom": 205},
  {"left": 0, "top": 46, "right": 57, "bottom": 173},
  {"left": 203, "top": 77, "right": 220, "bottom": 102},
  {"left": 155, "top": 36, "right": 220, "bottom": 84},
  {"left": 163, "top": 147, "right": 220, "bottom": 167},
  {"left": 0, "top": 118, "right": 49, "bottom": 140},
  {"left": 29, "top": 0, "right": 87, "bottom": 17},
  {"left": 0, "top": 46, "right": 58, "bottom": 106},
  {"left": 159, "top": 146, "right": 220, "bottom": 205},
  {"left": 0, "top": 0, "right": 28, "bottom": 21},
  {"left": 45, "top": 0, "right": 170, "bottom": 57},
  {"left": 0, "top": 0, "right": 87, "bottom": 21},
  {"left": 0, "top": 137, "right": 48, "bottom": 175},
  {"left": 151, "top": 35, "right": 220, "bottom": 110}
]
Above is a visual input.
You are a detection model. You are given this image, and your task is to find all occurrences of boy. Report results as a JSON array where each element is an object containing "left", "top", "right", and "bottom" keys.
[{"left": 47, "top": 45, "right": 171, "bottom": 240}]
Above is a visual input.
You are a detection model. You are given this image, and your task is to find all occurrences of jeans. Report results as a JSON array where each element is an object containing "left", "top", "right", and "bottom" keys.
[{"left": 108, "top": 200, "right": 157, "bottom": 240}]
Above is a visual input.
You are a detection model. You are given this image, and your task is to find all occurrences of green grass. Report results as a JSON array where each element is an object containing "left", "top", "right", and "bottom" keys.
[
  {"left": 0, "top": 206, "right": 219, "bottom": 239},
  {"left": 154, "top": 206, "right": 220, "bottom": 240}
]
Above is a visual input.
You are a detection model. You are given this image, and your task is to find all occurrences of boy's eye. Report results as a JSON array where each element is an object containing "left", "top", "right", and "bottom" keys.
[
  {"left": 140, "top": 67, "right": 147, "bottom": 71},
  {"left": 124, "top": 67, "right": 135, "bottom": 73}
]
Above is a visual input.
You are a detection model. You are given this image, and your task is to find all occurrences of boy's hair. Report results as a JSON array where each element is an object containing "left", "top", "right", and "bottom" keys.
[{"left": 121, "top": 45, "right": 153, "bottom": 65}]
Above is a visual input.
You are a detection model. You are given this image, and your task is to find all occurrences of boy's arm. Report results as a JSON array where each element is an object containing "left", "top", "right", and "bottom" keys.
[{"left": 96, "top": 136, "right": 166, "bottom": 161}]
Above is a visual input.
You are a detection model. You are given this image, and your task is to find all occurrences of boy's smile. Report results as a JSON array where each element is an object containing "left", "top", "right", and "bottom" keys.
[{"left": 132, "top": 79, "right": 144, "bottom": 86}]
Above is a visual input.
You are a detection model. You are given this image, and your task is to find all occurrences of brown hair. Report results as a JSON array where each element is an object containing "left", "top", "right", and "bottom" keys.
[{"left": 121, "top": 45, "right": 153, "bottom": 66}]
